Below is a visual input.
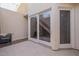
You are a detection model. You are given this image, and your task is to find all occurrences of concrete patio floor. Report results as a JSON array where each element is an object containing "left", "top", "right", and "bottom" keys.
[{"left": 0, "top": 40, "right": 79, "bottom": 56}]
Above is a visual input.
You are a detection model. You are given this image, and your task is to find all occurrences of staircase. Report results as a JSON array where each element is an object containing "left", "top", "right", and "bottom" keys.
[{"left": 39, "top": 17, "right": 50, "bottom": 34}]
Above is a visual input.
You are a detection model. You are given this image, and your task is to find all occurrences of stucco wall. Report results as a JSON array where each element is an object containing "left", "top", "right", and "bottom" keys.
[{"left": 0, "top": 7, "right": 28, "bottom": 41}]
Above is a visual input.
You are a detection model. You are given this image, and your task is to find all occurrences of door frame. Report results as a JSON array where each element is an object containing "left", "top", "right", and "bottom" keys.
[
  {"left": 28, "top": 8, "right": 51, "bottom": 46},
  {"left": 58, "top": 7, "right": 75, "bottom": 48}
]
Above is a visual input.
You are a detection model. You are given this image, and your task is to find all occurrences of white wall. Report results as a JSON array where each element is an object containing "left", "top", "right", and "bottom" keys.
[
  {"left": 0, "top": 7, "right": 28, "bottom": 41},
  {"left": 74, "top": 5, "right": 79, "bottom": 49}
]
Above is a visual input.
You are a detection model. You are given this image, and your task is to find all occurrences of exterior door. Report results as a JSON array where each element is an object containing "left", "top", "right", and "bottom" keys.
[
  {"left": 59, "top": 8, "right": 72, "bottom": 48},
  {"left": 29, "top": 9, "right": 51, "bottom": 46},
  {"left": 30, "top": 15, "right": 37, "bottom": 39},
  {"left": 38, "top": 9, "right": 51, "bottom": 46},
  {"left": 60, "top": 10, "right": 70, "bottom": 44}
]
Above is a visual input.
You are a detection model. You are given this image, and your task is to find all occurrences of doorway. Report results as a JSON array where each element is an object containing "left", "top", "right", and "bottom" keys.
[
  {"left": 59, "top": 8, "right": 72, "bottom": 48},
  {"left": 30, "top": 9, "right": 51, "bottom": 46},
  {"left": 60, "top": 10, "right": 70, "bottom": 44}
]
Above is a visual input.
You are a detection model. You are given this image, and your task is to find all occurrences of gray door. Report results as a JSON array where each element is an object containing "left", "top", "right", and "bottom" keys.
[{"left": 60, "top": 10, "right": 70, "bottom": 44}]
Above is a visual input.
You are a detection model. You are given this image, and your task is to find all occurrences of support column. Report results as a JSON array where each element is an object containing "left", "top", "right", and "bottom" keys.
[{"left": 50, "top": 7, "right": 60, "bottom": 50}]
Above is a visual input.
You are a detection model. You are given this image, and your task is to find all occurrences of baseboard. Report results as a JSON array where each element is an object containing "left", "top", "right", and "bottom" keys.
[{"left": 12, "top": 38, "right": 28, "bottom": 44}]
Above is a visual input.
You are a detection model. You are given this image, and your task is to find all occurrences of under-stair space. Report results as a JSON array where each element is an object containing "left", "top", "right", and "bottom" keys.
[{"left": 39, "top": 16, "right": 50, "bottom": 42}]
